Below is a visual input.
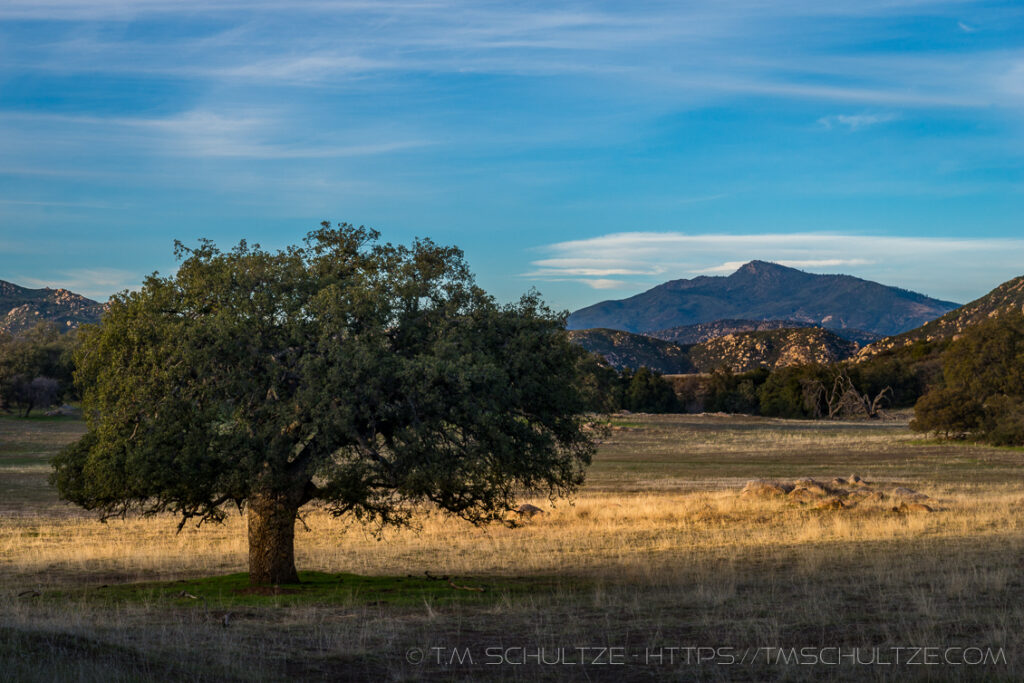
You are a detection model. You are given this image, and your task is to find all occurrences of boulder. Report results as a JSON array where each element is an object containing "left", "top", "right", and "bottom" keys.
[
  {"left": 892, "top": 501, "right": 933, "bottom": 514},
  {"left": 515, "top": 503, "right": 545, "bottom": 518},
  {"left": 792, "top": 478, "right": 831, "bottom": 496},
  {"left": 741, "top": 480, "right": 793, "bottom": 498},
  {"left": 892, "top": 487, "right": 929, "bottom": 501}
]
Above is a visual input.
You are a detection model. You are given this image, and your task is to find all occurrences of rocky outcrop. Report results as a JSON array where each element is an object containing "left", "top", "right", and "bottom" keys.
[{"left": 0, "top": 280, "right": 104, "bottom": 335}]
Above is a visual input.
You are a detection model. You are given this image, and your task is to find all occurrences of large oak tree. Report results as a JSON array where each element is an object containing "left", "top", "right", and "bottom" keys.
[{"left": 52, "top": 223, "right": 597, "bottom": 584}]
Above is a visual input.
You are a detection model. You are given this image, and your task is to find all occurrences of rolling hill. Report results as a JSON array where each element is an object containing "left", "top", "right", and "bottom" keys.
[
  {"left": 567, "top": 260, "right": 958, "bottom": 338},
  {"left": 650, "top": 318, "right": 880, "bottom": 346},
  {"left": 858, "top": 274, "right": 1024, "bottom": 359},
  {"left": 570, "top": 326, "right": 859, "bottom": 374},
  {"left": 0, "top": 280, "right": 104, "bottom": 335},
  {"left": 567, "top": 329, "right": 695, "bottom": 374},
  {"left": 688, "top": 328, "right": 858, "bottom": 373}
]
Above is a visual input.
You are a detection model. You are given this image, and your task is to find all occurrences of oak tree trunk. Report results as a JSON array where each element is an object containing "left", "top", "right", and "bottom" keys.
[{"left": 247, "top": 491, "right": 300, "bottom": 585}]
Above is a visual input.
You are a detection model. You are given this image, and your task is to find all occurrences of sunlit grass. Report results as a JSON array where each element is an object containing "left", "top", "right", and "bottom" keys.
[{"left": 2, "top": 413, "right": 1023, "bottom": 681}]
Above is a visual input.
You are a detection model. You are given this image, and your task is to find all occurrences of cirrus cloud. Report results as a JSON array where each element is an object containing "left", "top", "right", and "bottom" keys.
[{"left": 526, "top": 231, "right": 1024, "bottom": 303}]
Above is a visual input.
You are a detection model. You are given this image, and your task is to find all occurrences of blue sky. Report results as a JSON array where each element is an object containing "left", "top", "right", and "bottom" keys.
[{"left": 2, "top": 1, "right": 1024, "bottom": 310}]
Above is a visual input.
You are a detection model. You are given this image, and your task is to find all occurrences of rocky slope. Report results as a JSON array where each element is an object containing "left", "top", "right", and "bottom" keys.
[
  {"left": 570, "top": 326, "right": 859, "bottom": 374},
  {"left": 0, "top": 280, "right": 104, "bottom": 335},
  {"left": 687, "top": 328, "right": 858, "bottom": 373},
  {"left": 650, "top": 318, "right": 880, "bottom": 347},
  {"left": 858, "top": 274, "right": 1024, "bottom": 359},
  {"left": 567, "top": 329, "right": 695, "bottom": 374}
]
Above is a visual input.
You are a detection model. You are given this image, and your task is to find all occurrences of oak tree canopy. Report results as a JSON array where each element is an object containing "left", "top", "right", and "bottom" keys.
[{"left": 52, "top": 223, "right": 597, "bottom": 584}]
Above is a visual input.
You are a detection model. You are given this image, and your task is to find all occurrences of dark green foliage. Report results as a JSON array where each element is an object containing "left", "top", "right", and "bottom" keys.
[
  {"left": 622, "top": 367, "right": 680, "bottom": 413},
  {"left": 846, "top": 356, "right": 923, "bottom": 408},
  {"left": 0, "top": 322, "right": 78, "bottom": 416},
  {"left": 910, "top": 387, "right": 982, "bottom": 438},
  {"left": 704, "top": 367, "right": 769, "bottom": 414},
  {"left": 911, "top": 313, "right": 1024, "bottom": 444},
  {"left": 52, "top": 223, "right": 598, "bottom": 582},
  {"left": 574, "top": 358, "right": 682, "bottom": 413},
  {"left": 851, "top": 340, "right": 946, "bottom": 408},
  {"left": 575, "top": 353, "right": 626, "bottom": 413},
  {"left": 753, "top": 365, "right": 824, "bottom": 418}
]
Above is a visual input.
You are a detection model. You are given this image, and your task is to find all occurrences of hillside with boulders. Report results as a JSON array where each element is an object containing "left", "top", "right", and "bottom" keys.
[
  {"left": 0, "top": 280, "right": 104, "bottom": 335},
  {"left": 651, "top": 318, "right": 880, "bottom": 347},
  {"left": 567, "top": 329, "right": 696, "bottom": 374},
  {"left": 688, "top": 327, "right": 858, "bottom": 373},
  {"left": 570, "top": 326, "right": 859, "bottom": 374},
  {"left": 858, "top": 274, "right": 1024, "bottom": 360}
]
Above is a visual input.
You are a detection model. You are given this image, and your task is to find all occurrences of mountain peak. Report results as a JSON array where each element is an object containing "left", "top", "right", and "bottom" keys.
[
  {"left": 737, "top": 259, "right": 784, "bottom": 271},
  {"left": 567, "top": 262, "right": 959, "bottom": 336},
  {"left": 731, "top": 260, "right": 801, "bottom": 278}
]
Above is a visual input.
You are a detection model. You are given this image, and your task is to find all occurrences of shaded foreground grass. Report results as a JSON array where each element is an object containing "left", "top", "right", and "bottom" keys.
[
  {"left": 38, "top": 571, "right": 544, "bottom": 609},
  {"left": 2, "top": 413, "right": 1023, "bottom": 681}
]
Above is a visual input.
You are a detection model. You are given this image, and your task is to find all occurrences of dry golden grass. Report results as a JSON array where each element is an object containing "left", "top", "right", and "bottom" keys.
[
  {"left": 2, "top": 413, "right": 1023, "bottom": 681},
  {"left": 4, "top": 485, "right": 1023, "bottom": 583}
]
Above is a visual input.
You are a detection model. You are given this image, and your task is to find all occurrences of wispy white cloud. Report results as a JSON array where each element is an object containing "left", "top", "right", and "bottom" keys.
[
  {"left": 818, "top": 113, "right": 899, "bottom": 130},
  {"left": 0, "top": 109, "right": 431, "bottom": 160},
  {"left": 16, "top": 268, "right": 144, "bottom": 300},
  {"left": 958, "top": 21, "right": 978, "bottom": 33},
  {"left": 579, "top": 278, "right": 631, "bottom": 290},
  {"left": 528, "top": 231, "right": 1024, "bottom": 301},
  {"left": 4, "top": 1, "right": 1021, "bottom": 112},
  {"left": 524, "top": 258, "right": 665, "bottom": 278},
  {"left": 694, "top": 258, "right": 873, "bottom": 273}
]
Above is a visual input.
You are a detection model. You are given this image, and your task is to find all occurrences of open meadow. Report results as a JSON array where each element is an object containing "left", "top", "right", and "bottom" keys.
[{"left": 2, "top": 412, "right": 1023, "bottom": 681}]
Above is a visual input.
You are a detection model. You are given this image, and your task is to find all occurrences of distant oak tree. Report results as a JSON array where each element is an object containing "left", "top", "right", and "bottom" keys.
[
  {"left": 52, "top": 223, "right": 598, "bottom": 584},
  {"left": 0, "top": 321, "right": 76, "bottom": 416}
]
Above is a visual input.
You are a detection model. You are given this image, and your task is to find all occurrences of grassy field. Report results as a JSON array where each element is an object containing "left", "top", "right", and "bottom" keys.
[{"left": 2, "top": 412, "right": 1023, "bottom": 681}]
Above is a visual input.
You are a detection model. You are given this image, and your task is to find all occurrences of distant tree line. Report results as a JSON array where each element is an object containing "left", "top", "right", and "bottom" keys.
[
  {"left": 577, "top": 337, "right": 943, "bottom": 420},
  {"left": 576, "top": 355, "right": 681, "bottom": 413},
  {"left": 0, "top": 322, "right": 78, "bottom": 416},
  {"left": 580, "top": 315, "right": 1024, "bottom": 446}
]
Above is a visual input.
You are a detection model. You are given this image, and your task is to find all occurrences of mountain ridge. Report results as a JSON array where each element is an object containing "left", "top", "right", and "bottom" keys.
[
  {"left": 0, "top": 279, "right": 104, "bottom": 335},
  {"left": 567, "top": 260, "right": 958, "bottom": 337},
  {"left": 858, "top": 274, "right": 1024, "bottom": 359}
]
